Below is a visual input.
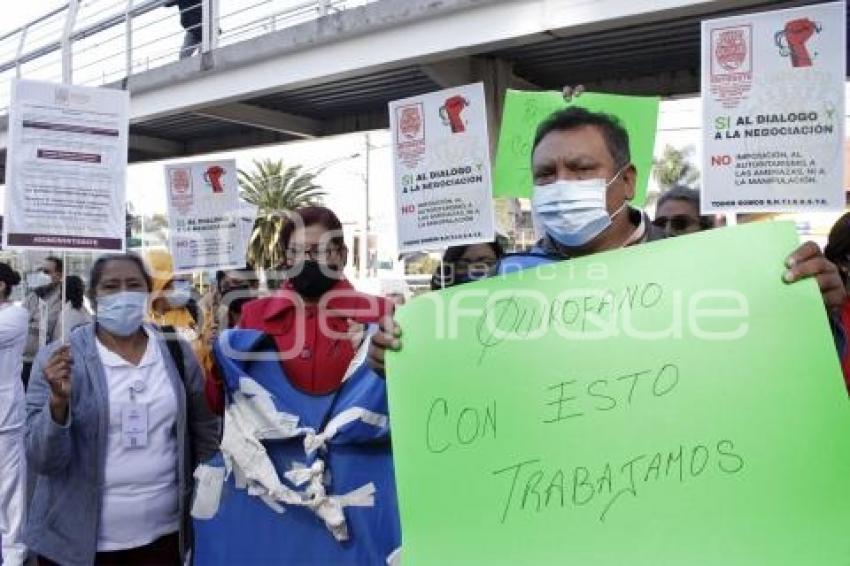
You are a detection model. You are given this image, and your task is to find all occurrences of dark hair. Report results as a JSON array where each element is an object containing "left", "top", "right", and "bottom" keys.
[
  {"left": 45, "top": 255, "right": 63, "bottom": 273},
  {"left": 656, "top": 185, "right": 714, "bottom": 230},
  {"left": 87, "top": 253, "right": 153, "bottom": 304},
  {"left": 0, "top": 262, "right": 22, "bottom": 299},
  {"left": 431, "top": 241, "right": 506, "bottom": 290},
  {"left": 280, "top": 206, "right": 345, "bottom": 252},
  {"left": 657, "top": 185, "right": 700, "bottom": 210},
  {"left": 825, "top": 212, "right": 850, "bottom": 266},
  {"left": 65, "top": 275, "right": 85, "bottom": 309},
  {"left": 532, "top": 106, "right": 631, "bottom": 169},
  {"left": 216, "top": 262, "right": 258, "bottom": 291},
  {"left": 442, "top": 240, "right": 505, "bottom": 264}
]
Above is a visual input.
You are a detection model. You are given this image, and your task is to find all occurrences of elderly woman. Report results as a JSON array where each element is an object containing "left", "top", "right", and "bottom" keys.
[{"left": 24, "top": 253, "right": 220, "bottom": 566}]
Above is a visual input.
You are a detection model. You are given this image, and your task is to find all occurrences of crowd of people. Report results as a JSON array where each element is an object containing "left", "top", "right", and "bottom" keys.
[{"left": 0, "top": 106, "right": 847, "bottom": 565}]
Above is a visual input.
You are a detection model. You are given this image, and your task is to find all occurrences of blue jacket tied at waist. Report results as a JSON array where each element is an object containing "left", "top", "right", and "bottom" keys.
[{"left": 192, "top": 329, "right": 401, "bottom": 565}]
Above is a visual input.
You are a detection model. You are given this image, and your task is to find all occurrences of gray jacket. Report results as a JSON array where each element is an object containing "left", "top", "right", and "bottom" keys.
[{"left": 24, "top": 323, "right": 221, "bottom": 566}]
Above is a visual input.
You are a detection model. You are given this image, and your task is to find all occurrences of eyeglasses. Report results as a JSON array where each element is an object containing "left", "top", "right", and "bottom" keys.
[
  {"left": 454, "top": 257, "right": 498, "bottom": 272},
  {"left": 652, "top": 215, "right": 698, "bottom": 232},
  {"left": 284, "top": 245, "right": 342, "bottom": 262}
]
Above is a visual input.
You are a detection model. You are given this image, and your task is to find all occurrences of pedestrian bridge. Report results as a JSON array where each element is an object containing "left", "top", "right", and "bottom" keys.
[{"left": 0, "top": 0, "right": 843, "bottom": 181}]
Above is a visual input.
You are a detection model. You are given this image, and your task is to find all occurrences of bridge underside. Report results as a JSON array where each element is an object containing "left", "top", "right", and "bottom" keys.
[{"left": 1, "top": 0, "right": 846, "bottom": 182}]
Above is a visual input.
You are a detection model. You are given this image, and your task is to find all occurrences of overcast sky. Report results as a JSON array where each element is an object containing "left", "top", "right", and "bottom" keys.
[{"left": 4, "top": 1, "right": 66, "bottom": 33}]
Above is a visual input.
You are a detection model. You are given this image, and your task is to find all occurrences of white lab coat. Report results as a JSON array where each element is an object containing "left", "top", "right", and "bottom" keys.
[{"left": 0, "top": 303, "right": 30, "bottom": 566}]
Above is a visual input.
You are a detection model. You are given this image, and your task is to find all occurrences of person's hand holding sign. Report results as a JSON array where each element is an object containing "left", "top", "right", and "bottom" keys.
[
  {"left": 45, "top": 344, "right": 73, "bottom": 425},
  {"left": 368, "top": 314, "right": 402, "bottom": 377},
  {"left": 784, "top": 241, "right": 846, "bottom": 311}
]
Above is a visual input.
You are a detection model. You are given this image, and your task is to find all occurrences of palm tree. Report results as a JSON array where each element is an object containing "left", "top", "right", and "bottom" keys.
[
  {"left": 652, "top": 144, "right": 700, "bottom": 192},
  {"left": 238, "top": 158, "right": 326, "bottom": 269}
]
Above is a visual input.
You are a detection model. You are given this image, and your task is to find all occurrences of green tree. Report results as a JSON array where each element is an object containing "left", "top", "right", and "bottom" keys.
[
  {"left": 404, "top": 253, "right": 440, "bottom": 276},
  {"left": 238, "top": 158, "right": 326, "bottom": 269},
  {"left": 652, "top": 144, "right": 700, "bottom": 191}
]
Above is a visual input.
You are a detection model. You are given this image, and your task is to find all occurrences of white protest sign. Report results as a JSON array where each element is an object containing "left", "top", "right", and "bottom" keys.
[
  {"left": 4, "top": 79, "right": 129, "bottom": 251},
  {"left": 701, "top": 1, "right": 846, "bottom": 214},
  {"left": 164, "top": 159, "right": 246, "bottom": 273},
  {"left": 389, "top": 82, "right": 495, "bottom": 254}
]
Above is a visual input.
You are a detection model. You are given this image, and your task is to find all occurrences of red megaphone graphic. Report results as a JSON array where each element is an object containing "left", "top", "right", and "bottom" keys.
[
  {"left": 439, "top": 95, "right": 469, "bottom": 133},
  {"left": 204, "top": 165, "right": 226, "bottom": 193},
  {"left": 775, "top": 18, "right": 821, "bottom": 68}
]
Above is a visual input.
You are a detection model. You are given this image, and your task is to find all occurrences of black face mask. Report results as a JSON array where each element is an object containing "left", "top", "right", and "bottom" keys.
[{"left": 288, "top": 261, "right": 339, "bottom": 299}]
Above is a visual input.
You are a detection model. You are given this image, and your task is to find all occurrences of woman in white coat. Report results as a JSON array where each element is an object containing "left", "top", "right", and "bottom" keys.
[{"left": 0, "top": 262, "right": 30, "bottom": 566}]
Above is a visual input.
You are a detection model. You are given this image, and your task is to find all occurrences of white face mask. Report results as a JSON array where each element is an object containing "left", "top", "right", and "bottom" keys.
[
  {"left": 532, "top": 166, "right": 628, "bottom": 247},
  {"left": 27, "top": 271, "right": 52, "bottom": 289},
  {"left": 97, "top": 291, "right": 148, "bottom": 337},
  {"left": 167, "top": 280, "right": 192, "bottom": 308}
]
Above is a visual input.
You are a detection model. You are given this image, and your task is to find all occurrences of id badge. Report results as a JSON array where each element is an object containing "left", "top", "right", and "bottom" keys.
[{"left": 121, "top": 402, "right": 149, "bottom": 449}]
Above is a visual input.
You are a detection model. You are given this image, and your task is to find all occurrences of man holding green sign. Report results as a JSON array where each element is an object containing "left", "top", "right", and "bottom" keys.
[
  {"left": 383, "top": 220, "right": 850, "bottom": 564},
  {"left": 366, "top": 104, "right": 849, "bottom": 563},
  {"left": 369, "top": 105, "right": 845, "bottom": 369}
]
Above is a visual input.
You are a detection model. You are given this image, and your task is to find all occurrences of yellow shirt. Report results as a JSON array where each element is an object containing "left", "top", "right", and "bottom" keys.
[{"left": 147, "top": 308, "right": 208, "bottom": 373}]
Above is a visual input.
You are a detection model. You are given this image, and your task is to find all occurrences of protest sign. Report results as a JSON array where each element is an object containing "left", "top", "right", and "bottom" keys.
[
  {"left": 387, "top": 221, "right": 850, "bottom": 564},
  {"left": 164, "top": 159, "right": 246, "bottom": 273},
  {"left": 492, "top": 90, "right": 659, "bottom": 206},
  {"left": 701, "top": 1, "right": 846, "bottom": 213},
  {"left": 4, "top": 79, "right": 129, "bottom": 251},
  {"left": 389, "top": 82, "right": 495, "bottom": 254}
]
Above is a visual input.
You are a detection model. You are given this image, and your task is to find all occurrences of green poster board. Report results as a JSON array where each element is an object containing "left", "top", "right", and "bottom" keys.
[
  {"left": 387, "top": 221, "right": 850, "bottom": 565},
  {"left": 492, "top": 90, "right": 660, "bottom": 207}
]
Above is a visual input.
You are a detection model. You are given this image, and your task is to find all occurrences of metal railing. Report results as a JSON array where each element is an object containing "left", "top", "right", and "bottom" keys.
[{"left": 0, "top": 0, "right": 378, "bottom": 114}]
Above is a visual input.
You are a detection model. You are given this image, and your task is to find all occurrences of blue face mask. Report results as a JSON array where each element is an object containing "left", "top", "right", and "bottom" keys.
[
  {"left": 167, "top": 280, "right": 192, "bottom": 308},
  {"left": 96, "top": 291, "right": 148, "bottom": 337},
  {"left": 532, "top": 167, "right": 628, "bottom": 247}
]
